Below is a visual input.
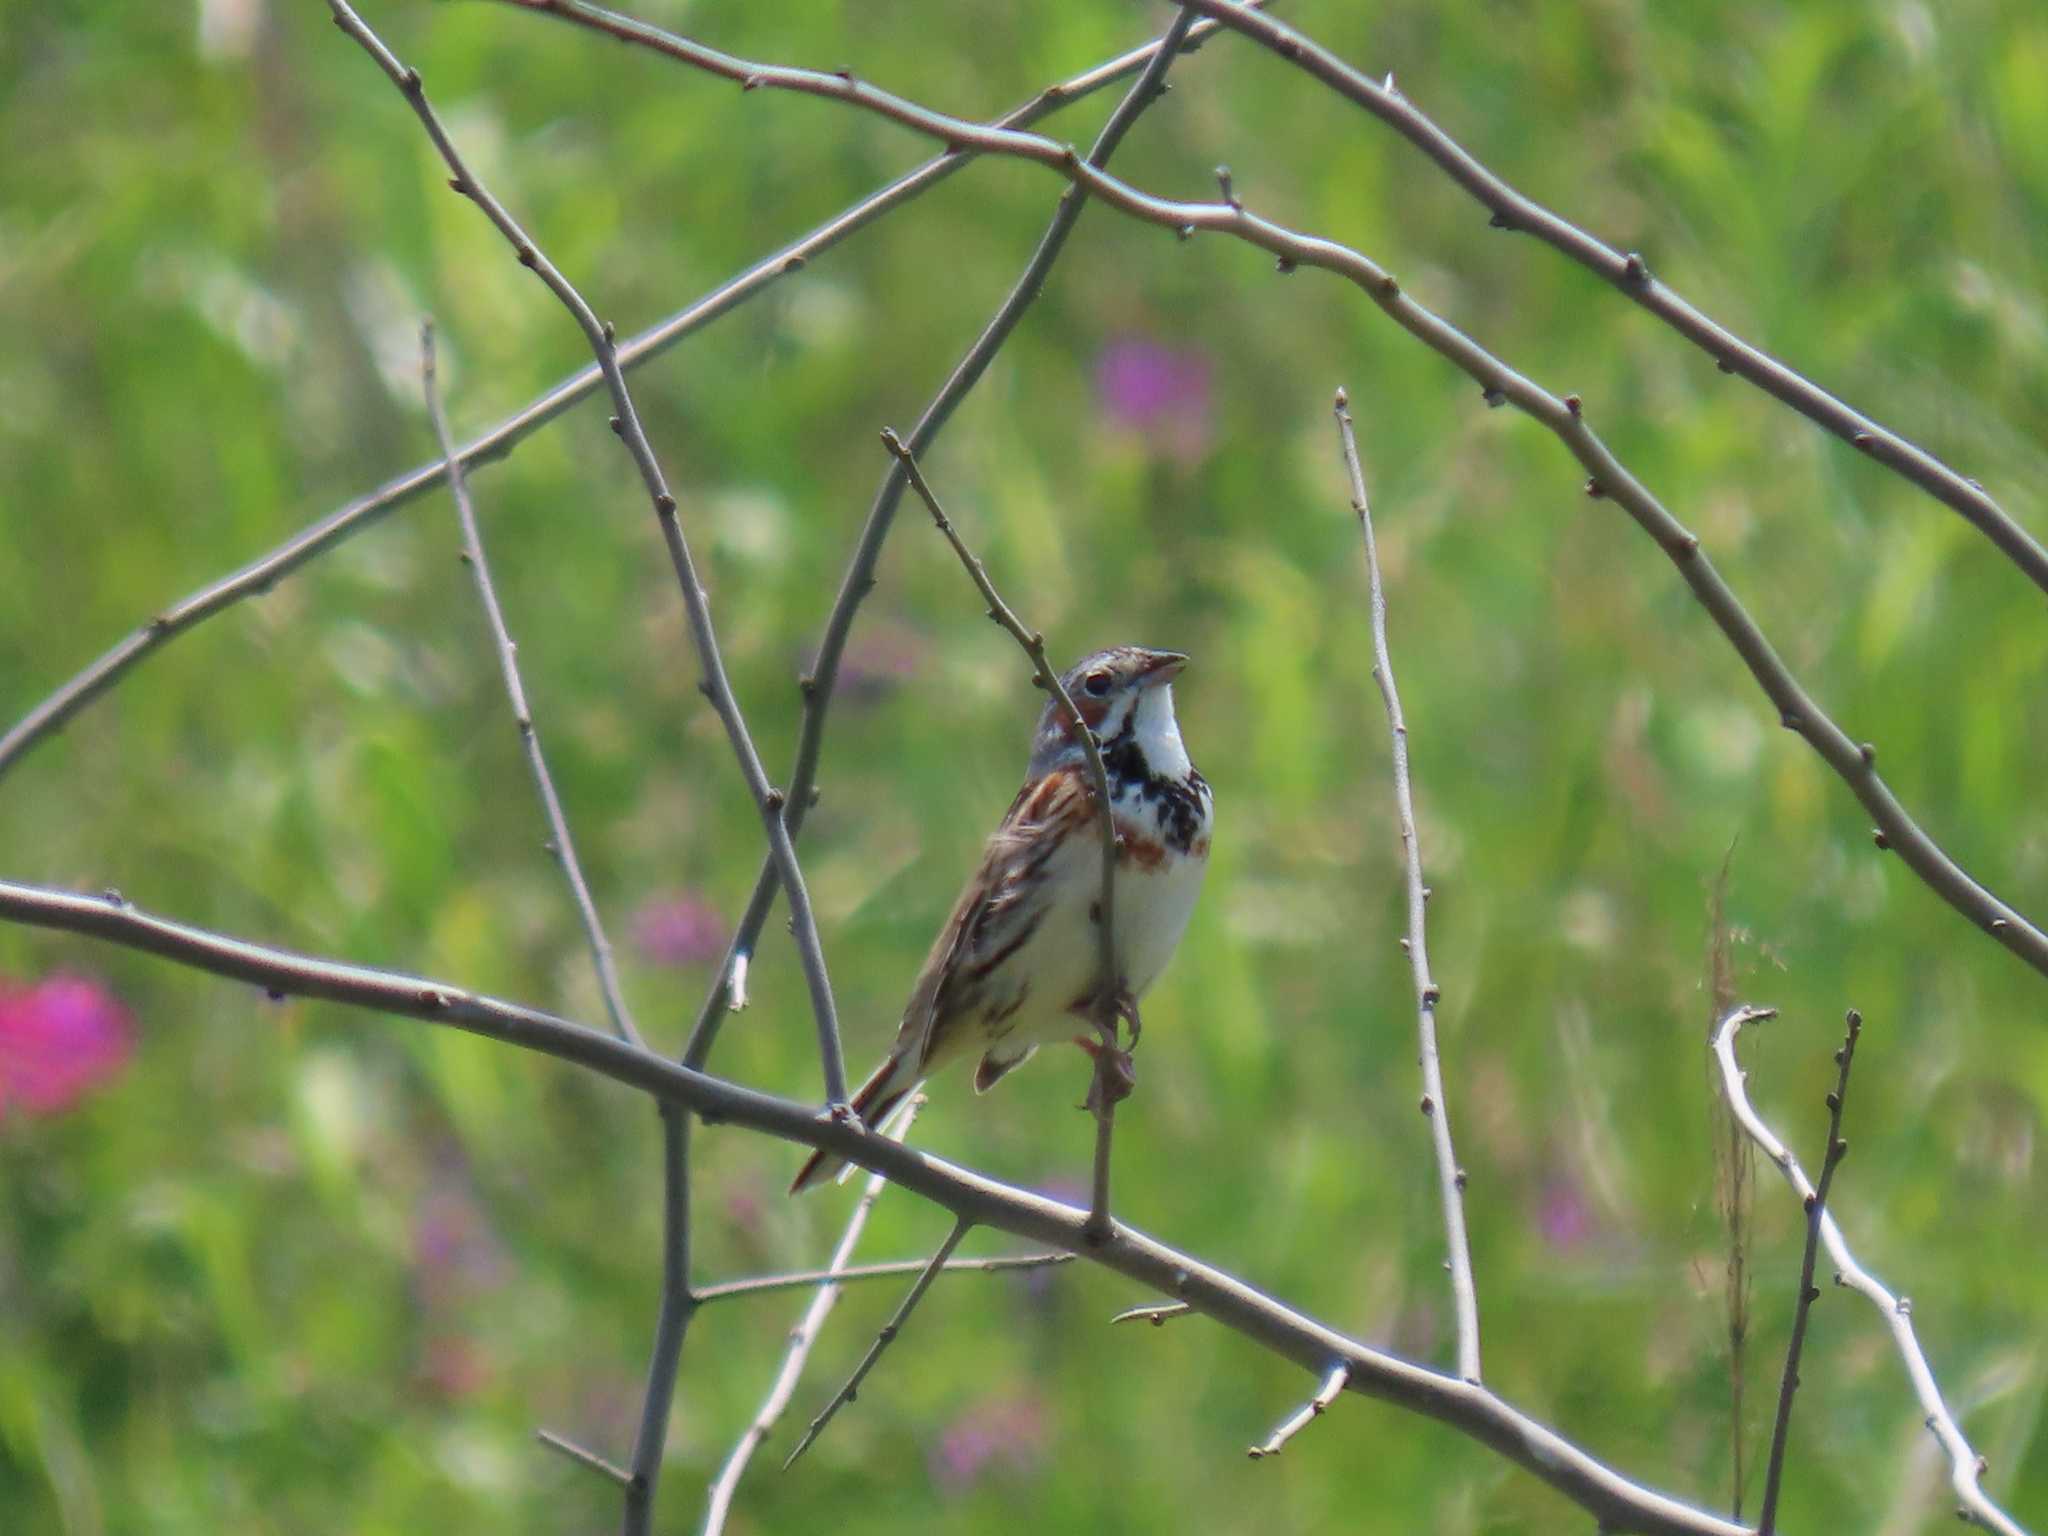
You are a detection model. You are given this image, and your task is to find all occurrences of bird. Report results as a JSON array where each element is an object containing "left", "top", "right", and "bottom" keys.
[{"left": 791, "top": 645, "right": 1213, "bottom": 1193}]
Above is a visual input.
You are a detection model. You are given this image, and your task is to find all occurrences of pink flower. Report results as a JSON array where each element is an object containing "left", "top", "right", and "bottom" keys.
[
  {"left": 1095, "top": 337, "right": 1214, "bottom": 460},
  {"left": 0, "top": 973, "right": 134, "bottom": 1121},
  {"left": 632, "top": 893, "right": 729, "bottom": 968}
]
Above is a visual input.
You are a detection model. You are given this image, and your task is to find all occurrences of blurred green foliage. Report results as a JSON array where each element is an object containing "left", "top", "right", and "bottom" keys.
[{"left": 2, "top": 0, "right": 2045, "bottom": 1530}]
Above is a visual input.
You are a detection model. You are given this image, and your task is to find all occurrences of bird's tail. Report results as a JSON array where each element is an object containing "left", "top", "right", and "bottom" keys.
[{"left": 788, "top": 1053, "right": 918, "bottom": 1195}]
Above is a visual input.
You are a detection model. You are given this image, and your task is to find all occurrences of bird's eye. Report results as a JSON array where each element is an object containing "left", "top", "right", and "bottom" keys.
[{"left": 1083, "top": 670, "right": 1112, "bottom": 697}]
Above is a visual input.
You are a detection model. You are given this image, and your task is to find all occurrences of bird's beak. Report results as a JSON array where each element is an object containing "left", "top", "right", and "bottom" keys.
[{"left": 1138, "top": 650, "right": 1188, "bottom": 687}]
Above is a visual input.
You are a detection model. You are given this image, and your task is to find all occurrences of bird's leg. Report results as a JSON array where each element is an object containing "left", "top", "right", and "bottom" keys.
[{"left": 1074, "top": 1012, "right": 1136, "bottom": 1110}]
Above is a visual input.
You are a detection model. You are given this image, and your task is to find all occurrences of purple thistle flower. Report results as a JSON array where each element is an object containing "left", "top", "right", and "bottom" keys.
[
  {"left": 0, "top": 973, "right": 134, "bottom": 1121},
  {"left": 1095, "top": 336, "right": 1215, "bottom": 460}
]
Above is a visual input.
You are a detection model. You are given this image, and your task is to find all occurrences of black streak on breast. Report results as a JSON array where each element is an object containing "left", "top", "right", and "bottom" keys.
[{"left": 1101, "top": 731, "right": 1211, "bottom": 855}]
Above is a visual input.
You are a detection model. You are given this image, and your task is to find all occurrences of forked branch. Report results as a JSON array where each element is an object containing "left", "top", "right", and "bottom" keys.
[
  {"left": 0, "top": 10, "right": 1251, "bottom": 787},
  {"left": 1173, "top": 0, "right": 2048, "bottom": 602},
  {"left": 782, "top": 1218, "right": 973, "bottom": 1468},
  {"left": 702, "top": 1099, "right": 928, "bottom": 1533},
  {"left": 1711, "top": 1006, "right": 2024, "bottom": 1536},
  {"left": 0, "top": 875, "right": 1751, "bottom": 1536},
  {"left": 883, "top": 429, "right": 1131, "bottom": 1243},
  {"left": 327, "top": 0, "right": 849, "bottom": 1104}
]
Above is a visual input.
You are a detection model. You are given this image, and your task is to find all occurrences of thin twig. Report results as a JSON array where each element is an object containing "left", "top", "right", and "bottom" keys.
[
  {"left": 1170, "top": 0, "right": 2048, "bottom": 601},
  {"left": 1110, "top": 1301, "right": 1195, "bottom": 1326},
  {"left": 1711, "top": 1006, "right": 2024, "bottom": 1536},
  {"left": 782, "top": 1217, "right": 973, "bottom": 1469},
  {"left": 420, "top": 321, "right": 644, "bottom": 1052},
  {"left": 1757, "top": 1009, "right": 1861, "bottom": 1536},
  {"left": 1706, "top": 849, "right": 1754, "bottom": 1518},
  {"left": 694, "top": 1250, "right": 1072, "bottom": 1304},
  {"left": 576, "top": 10, "right": 2048, "bottom": 987},
  {"left": 536, "top": 1428, "right": 635, "bottom": 1487},
  {"left": 0, "top": 14, "right": 1244, "bottom": 785},
  {"left": 621, "top": 1108, "right": 693, "bottom": 1536},
  {"left": 426, "top": 324, "right": 697, "bottom": 1531},
  {"left": 675, "top": 4, "right": 1205, "bottom": 1082},
  {"left": 1335, "top": 388, "right": 1481, "bottom": 1385},
  {"left": 701, "top": 1098, "right": 926, "bottom": 1534},
  {"left": 1248, "top": 1364, "right": 1350, "bottom": 1459},
  {"left": 881, "top": 430, "right": 1128, "bottom": 1242},
  {"left": 326, "top": 0, "right": 848, "bottom": 1106},
  {"left": 0, "top": 876, "right": 1755, "bottom": 1536}
]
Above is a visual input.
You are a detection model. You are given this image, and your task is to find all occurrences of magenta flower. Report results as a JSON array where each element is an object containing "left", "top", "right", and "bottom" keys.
[
  {"left": 631, "top": 892, "right": 729, "bottom": 968},
  {"left": 1095, "top": 336, "right": 1215, "bottom": 459},
  {"left": 0, "top": 973, "right": 134, "bottom": 1121}
]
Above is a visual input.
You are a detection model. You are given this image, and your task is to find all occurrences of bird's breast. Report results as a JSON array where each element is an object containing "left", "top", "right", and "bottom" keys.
[{"left": 1108, "top": 770, "right": 1212, "bottom": 998}]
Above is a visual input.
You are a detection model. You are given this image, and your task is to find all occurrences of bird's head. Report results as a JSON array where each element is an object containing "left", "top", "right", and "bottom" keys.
[{"left": 1027, "top": 646, "right": 1189, "bottom": 778}]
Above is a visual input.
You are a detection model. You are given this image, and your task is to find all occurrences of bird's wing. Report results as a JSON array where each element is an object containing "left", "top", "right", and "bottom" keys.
[{"left": 895, "top": 764, "right": 1096, "bottom": 1076}]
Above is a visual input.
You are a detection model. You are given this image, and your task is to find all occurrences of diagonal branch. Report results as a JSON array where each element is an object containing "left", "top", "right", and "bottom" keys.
[
  {"left": 536, "top": 1428, "right": 634, "bottom": 1486},
  {"left": 0, "top": 7, "right": 1234, "bottom": 786},
  {"left": 1757, "top": 1009, "right": 1860, "bottom": 1536},
  {"left": 701, "top": 1098, "right": 927, "bottom": 1534},
  {"left": 420, "top": 320, "right": 643, "bottom": 1052},
  {"left": 327, "top": 0, "right": 848, "bottom": 1105},
  {"left": 782, "top": 1217, "right": 973, "bottom": 1469},
  {"left": 0, "top": 874, "right": 1752, "bottom": 1536},
  {"left": 425, "top": 320, "right": 697, "bottom": 1535},
  {"left": 882, "top": 428, "right": 1128, "bottom": 1243},
  {"left": 1170, "top": 0, "right": 2048, "bottom": 601},
  {"left": 693, "top": 1251, "right": 1071, "bottom": 1304},
  {"left": 563, "top": 5, "right": 2048, "bottom": 990},
  {"left": 1248, "top": 1364, "right": 1349, "bottom": 1460},
  {"left": 1711, "top": 1006, "right": 2025, "bottom": 1536},
  {"left": 674, "top": 2, "right": 1210, "bottom": 1078},
  {"left": 1335, "top": 388, "right": 1481, "bottom": 1384}
]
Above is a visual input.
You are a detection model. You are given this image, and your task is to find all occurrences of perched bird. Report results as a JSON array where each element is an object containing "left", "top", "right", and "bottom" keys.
[{"left": 792, "top": 645, "right": 1213, "bottom": 1193}]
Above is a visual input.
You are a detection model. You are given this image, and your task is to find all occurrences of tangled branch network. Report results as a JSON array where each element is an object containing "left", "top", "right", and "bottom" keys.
[{"left": 0, "top": 2, "right": 2037, "bottom": 1534}]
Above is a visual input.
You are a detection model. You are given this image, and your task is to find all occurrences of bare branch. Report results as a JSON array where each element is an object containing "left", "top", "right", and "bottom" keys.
[
  {"left": 1110, "top": 1301, "right": 1195, "bottom": 1327},
  {"left": 1707, "top": 848, "right": 1755, "bottom": 1518},
  {"left": 420, "top": 320, "right": 643, "bottom": 1052},
  {"left": 882, "top": 429, "right": 1129, "bottom": 1242},
  {"left": 1711, "top": 1006, "right": 2025, "bottom": 1536},
  {"left": 1248, "top": 1364, "right": 1350, "bottom": 1460},
  {"left": 622, "top": 1109, "right": 694, "bottom": 1536},
  {"left": 569, "top": 5, "right": 2048, "bottom": 988},
  {"left": 676, "top": 4, "right": 1204, "bottom": 1084},
  {"left": 1172, "top": 0, "right": 2048, "bottom": 600},
  {"left": 0, "top": 15, "right": 1236, "bottom": 784},
  {"left": 694, "top": 1251, "right": 1072, "bottom": 1304},
  {"left": 427, "top": 320, "right": 694, "bottom": 1536},
  {"left": 1335, "top": 387, "right": 1481, "bottom": 1385},
  {"left": 1757, "top": 1010, "right": 1861, "bottom": 1536},
  {"left": 535, "top": 1428, "right": 634, "bottom": 1487},
  {"left": 782, "top": 1217, "right": 973, "bottom": 1469},
  {"left": 326, "top": 0, "right": 848, "bottom": 1103},
  {"left": 701, "top": 1099, "right": 927, "bottom": 1534},
  {"left": 0, "top": 876, "right": 1750, "bottom": 1536}
]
